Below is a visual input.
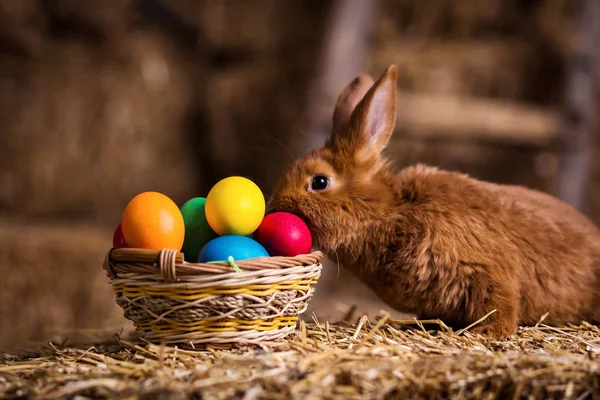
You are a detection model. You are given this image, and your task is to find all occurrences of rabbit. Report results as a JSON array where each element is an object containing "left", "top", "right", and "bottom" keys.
[{"left": 270, "top": 65, "right": 600, "bottom": 339}]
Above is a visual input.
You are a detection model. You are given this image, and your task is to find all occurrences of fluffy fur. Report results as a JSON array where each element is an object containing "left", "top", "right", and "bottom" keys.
[{"left": 271, "top": 65, "right": 600, "bottom": 339}]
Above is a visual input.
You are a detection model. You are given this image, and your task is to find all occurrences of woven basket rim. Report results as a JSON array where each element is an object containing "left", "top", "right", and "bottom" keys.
[{"left": 103, "top": 247, "right": 323, "bottom": 281}]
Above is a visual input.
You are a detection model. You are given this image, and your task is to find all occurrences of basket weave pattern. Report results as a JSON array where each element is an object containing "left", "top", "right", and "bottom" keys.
[{"left": 103, "top": 248, "right": 323, "bottom": 347}]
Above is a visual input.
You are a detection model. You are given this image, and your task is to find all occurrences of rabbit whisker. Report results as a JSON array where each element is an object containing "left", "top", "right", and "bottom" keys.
[{"left": 258, "top": 130, "right": 298, "bottom": 163}]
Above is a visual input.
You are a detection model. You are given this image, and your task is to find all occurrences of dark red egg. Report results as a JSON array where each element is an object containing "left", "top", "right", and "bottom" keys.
[
  {"left": 254, "top": 212, "right": 312, "bottom": 257},
  {"left": 113, "top": 223, "right": 128, "bottom": 248}
]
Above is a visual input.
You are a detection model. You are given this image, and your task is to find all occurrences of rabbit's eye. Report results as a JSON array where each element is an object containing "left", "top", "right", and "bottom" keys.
[{"left": 310, "top": 175, "right": 330, "bottom": 191}]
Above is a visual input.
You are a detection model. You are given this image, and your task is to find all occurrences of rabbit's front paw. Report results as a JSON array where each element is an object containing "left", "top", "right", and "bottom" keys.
[{"left": 470, "top": 321, "right": 516, "bottom": 340}]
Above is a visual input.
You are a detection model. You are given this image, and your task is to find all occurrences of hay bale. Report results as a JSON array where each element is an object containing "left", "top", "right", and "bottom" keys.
[
  {"left": 0, "top": 219, "right": 128, "bottom": 352},
  {"left": 0, "top": 5, "right": 202, "bottom": 223}
]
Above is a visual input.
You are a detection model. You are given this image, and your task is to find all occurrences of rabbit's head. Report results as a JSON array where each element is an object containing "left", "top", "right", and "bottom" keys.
[{"left": 271, "top": 66, "right": 400, "bottom": 253}]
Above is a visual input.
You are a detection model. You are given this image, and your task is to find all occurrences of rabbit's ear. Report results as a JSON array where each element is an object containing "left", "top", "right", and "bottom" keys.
[
  {"left": 347, "top": 65, "right": 398, "bottom": 163},
  {"left": 331, "top": 74, "right": 374, "bottom": 139}
]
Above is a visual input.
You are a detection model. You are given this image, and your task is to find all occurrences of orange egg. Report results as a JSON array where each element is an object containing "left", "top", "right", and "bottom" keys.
[{"left": 121, "top": 192, "right": 185, "bottom": 251}]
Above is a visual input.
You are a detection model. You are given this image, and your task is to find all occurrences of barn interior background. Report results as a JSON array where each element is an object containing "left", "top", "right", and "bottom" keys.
[{"left": 0, "top": 0, "right": 597, "bottom": 352}]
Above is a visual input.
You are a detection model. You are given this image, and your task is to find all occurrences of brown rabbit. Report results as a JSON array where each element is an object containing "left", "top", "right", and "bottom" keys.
[{"left": 271, "top": 65, "right": 600, "bottom": 339}]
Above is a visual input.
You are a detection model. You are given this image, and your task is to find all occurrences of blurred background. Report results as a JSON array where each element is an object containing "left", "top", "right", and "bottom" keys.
[{"left": 0, "top": 0, "right": 598, "bottom": 352}]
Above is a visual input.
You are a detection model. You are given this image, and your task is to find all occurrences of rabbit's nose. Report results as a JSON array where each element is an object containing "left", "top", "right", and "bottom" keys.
[
  {"left": 266, "top": 197, "right": 274, "bottom": 210},
  {"left": 265, "top": 197, "right": 278, "bottom": 214},
  {"left": 267, "top": 196, "right": 297, "bottom": 215}
]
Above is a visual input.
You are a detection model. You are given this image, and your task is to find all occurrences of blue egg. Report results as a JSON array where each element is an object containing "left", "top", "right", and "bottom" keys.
[{"left": 198, "top": 235, "right": 269, "bottom": 263}]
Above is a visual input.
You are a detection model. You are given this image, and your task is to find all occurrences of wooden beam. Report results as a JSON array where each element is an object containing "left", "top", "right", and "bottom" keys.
[
  {"left": 553, "top": 0, "right": 600, "bottom": 212},
  {"left": 298, "top": 0, "right": 377, "bottom": 151},
  {"left": 308, "top": 92, "right": 559, "bottom": 146},
  {"left": 395, "top": 93, "right": 559, "bottom": 145}
]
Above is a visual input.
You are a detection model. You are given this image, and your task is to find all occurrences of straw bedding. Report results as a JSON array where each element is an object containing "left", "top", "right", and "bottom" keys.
[{"left": 1, "top": 313, "right": 599, "bottom": 399}]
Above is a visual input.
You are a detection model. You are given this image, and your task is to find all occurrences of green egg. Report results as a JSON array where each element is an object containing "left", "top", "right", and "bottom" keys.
[{"left": 181, "top": 197, "right": 218, "bottom": 262}]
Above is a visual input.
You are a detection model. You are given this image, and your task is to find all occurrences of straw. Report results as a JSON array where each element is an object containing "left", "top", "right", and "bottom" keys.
[{"left": 1, "top": 313, "right": 598, "bottom": 399}]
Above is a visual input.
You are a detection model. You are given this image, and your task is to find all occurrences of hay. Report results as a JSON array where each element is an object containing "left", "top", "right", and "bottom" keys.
[{"left": 1, "top": 313, "right": 599, "bottom": 399}]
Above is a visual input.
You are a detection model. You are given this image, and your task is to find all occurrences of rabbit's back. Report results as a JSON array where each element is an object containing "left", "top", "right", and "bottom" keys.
[
  {"left": 393, "top": 164, "right": 600, "bottom": 325},
  {"left": 484, "top": 179, "right": 600, "bottom": 324}
]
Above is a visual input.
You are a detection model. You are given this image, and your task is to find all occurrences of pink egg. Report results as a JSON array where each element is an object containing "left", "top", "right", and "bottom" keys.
[
  {"left": 254, "top": 212, "right": 312, "bottom": 257},
  {"left": 113, "top": 223, "right": 128, "bottom": 248}
]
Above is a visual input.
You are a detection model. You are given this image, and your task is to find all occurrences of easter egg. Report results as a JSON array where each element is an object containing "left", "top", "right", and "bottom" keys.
[
  {"left": 121, "top": 191, "right": 185, "bottom": 251},
  {"left": 254, "top": 212, "right": 312, "bottom": 257},
  {"left": 180, "top": 197, "right": 217, "bottom": 262},
  {"left": 198, "top": 235, "right": 269, "bottom": 263},
  {"left": 205, "top": 176, "right": 265, "bottom": 236},
  {"left": 112, "top": 223, "right": 128, "bottom": 248}
]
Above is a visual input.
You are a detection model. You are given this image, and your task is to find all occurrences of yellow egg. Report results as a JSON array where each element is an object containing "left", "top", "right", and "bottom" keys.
[{"left": 205, "top": 176, "right": 265, "bottom": 236}]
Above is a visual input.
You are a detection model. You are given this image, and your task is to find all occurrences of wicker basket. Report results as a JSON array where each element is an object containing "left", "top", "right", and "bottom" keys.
[{"left": 102, "top": 247, "right": 323, "bottom": 349}]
